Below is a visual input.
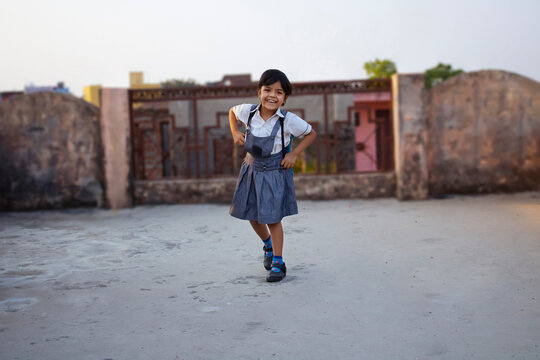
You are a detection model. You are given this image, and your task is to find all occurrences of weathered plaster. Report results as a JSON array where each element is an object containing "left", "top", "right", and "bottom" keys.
[
  {"left": 0, "top": 93, "right": 104, "bottom": 210},
  {"left": 100, "top": 89, "right": 133, "bottom": 209}
]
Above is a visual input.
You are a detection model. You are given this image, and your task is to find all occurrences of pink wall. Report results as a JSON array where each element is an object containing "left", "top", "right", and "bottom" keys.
[
  {"left": 354, "top": 108, "right": 378, "bottom": 172},
  {"left": 353, "top": 92, "right": 392, "bottom": 172}
]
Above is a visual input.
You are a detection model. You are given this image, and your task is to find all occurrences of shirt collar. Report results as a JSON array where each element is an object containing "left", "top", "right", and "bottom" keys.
[{"left": 256, "top": 104, "right": 285, "bottom": 119}]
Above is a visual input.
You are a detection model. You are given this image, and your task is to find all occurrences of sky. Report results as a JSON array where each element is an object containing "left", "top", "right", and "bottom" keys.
[{"left": 1, "top": 0, "right": 539, "bottom": 97}]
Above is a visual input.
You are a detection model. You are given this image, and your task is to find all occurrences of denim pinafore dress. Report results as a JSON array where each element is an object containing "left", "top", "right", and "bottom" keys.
[{"left": 229, "top": 110, "right": 298, "bottom": 224}]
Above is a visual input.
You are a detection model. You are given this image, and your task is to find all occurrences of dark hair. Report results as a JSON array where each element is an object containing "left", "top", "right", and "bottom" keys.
[{"left": 258, "top": 69, "right": 292, "bottom": 96}]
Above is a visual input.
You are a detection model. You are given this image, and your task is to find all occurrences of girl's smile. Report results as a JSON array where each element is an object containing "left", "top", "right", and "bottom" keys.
[{"left": 258, "top": 81, "right": 288, "bottom": 119}]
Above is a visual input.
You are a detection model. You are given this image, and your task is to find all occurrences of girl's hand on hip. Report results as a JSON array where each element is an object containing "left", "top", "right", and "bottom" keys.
[
  {"left": 281, "top": 153, "right": 297, "bottom": 169},
  {"left": 233, "top": 131, "right": 245, "bottom": 146}
]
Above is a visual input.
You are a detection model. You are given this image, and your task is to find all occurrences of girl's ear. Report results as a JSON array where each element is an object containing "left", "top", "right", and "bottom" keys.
[{"left": 282, "top": 95, "right": 288, "bottom": 106}]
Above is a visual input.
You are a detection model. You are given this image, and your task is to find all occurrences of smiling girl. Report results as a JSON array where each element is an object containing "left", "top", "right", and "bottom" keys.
[{"left": 229, "top": 69, "right": 317, "bottom": 282}]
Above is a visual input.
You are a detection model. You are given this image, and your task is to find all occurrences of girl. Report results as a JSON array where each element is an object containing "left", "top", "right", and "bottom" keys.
[{"left": 229, "top": 69, "right": 317, "bottom": 282}]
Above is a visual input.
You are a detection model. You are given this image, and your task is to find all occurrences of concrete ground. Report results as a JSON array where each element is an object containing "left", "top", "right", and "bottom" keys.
[{"left": 1, "top": 192, "right": 539, "bottom": 360}]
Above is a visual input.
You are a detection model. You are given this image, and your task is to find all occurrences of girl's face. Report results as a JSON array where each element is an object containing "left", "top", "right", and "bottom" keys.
[{"left": 258, "top": 81, "right": 288, "bottom": 114}]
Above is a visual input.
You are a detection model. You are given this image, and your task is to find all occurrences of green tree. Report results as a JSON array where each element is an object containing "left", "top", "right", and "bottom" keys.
[
  {"left": 363, "top": 59, "right": 397, "bottom": 79},
  {"left": 160, "top": 78, "right": 200, "bottom": 88},
  {"left": 424, "top": 63, "right": 464, "bottom": 89}
]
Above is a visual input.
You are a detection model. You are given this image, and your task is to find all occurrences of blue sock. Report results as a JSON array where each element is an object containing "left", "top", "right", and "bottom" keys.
[
  {"left": 272, "top": 256, "right": 284, "bottom": 271},
  {"left": 263, "top": 236, "right": 273, "bottom": 258}
]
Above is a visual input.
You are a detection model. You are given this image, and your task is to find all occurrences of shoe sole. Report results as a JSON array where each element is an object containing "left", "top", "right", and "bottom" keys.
[{"left": 266, "top": 275, "right": 285, "bottom": 282}]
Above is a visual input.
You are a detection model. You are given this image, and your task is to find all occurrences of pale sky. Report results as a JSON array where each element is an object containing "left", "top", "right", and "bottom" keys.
[{"left": 1, "top": 0, "right": 539, "bottom": 97}]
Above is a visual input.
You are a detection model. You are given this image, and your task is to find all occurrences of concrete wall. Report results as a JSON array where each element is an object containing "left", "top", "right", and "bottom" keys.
[
  {"left": 100, "top": 89, "right": 133, "bottom": 209},
  {"left": 392, "top": 74, "right": 429, "bottom": 200},
  {"left": 133, "top": 172, "right": 395, "bottom": 205},
  {"left": 5, "top": 71, "right": 536, "bottom": 210},
  {"left": 425, "top": 70, "right": 540, "bottom": 195},
  {"left": 331, "top": 93, "right": 355, "bottom": 123},
  {"left": 393, "top": 70, "right": 540, "bottom": 199},
  {"left": 0, "top": 93, "right": 104, "bottom": 210}
]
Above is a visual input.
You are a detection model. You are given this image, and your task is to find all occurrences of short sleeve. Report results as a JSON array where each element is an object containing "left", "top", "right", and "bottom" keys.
[
  {"left": 286, "top": 112, "right": 312, "bottom": 138},
  {"left": 232, "top": 104, "right": 254, "bottom": 125}
]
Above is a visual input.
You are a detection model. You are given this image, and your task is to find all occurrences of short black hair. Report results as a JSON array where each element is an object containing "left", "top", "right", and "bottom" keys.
[{"left": 258, "top": 69, "right": 292, "bottom": 96}]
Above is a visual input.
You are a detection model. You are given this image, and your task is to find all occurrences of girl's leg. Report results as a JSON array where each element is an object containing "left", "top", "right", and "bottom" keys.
[
  {"left": 250, "top": 220, "right": 273, "bottom": 270},
  {"left": 249, "top": 220, "right": 270, "bottom": 240},
  {"left": 266, "top": 222, "right": 286, "bottom": 282},
  {"left": 267, "top": 222, "right": 283, "bottom": 257}
]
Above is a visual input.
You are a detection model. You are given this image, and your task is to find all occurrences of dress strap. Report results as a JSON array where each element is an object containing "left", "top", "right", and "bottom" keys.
[
  {"left": 279, "top": 110, "right": 288, "bottom": 159},
  {"left": 269, "top": 117, "right": 282, "bottom": 137},
  {"left": 247, "top": 104, "right": 259, "bottom": 128}
]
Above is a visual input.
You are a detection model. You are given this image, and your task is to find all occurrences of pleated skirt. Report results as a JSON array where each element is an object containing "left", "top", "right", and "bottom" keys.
[{"left": 230, "top": 152, "right": 298, "bottom": 224}]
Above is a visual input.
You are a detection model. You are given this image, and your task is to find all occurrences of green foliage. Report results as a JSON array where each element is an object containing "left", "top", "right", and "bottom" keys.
[
  {"left": 424, "top": 63, "right": 464, "bottom": 89},
  {"left": 293, "top": 157, "right": 336, "bottom": 174},
  {"left": 290, "top": 138, "right": 320, "bottom": 173},
  {"left": 363, "top": 59, "right": 397, "bottom": 79},
  {"left": 160, "top": 78, "right": 200, "bottom": 88}
]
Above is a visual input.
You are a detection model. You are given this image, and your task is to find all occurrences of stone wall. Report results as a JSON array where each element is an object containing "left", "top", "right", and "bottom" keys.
[
  {"left": 134, "top": 172, "right": 396, "bottom": 205},
  {"left": 294, "top": 172, "right": 395, "bottom": 200},
  {"left": 0, "top": 93, "right": 104, "bottom": 210},
  {"left": 425, "top": 70, "right": 540, "bottom": 195},
  {"left": 5, "top": 71, "right": 536, "bottom": 210},
  {"left": 392, "top": 70, "right": 540, "bottom": 199}
]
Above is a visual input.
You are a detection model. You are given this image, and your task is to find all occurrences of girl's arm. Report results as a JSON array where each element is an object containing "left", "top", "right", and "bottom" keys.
[
  {"left": 281, "top": 129, "right": 317, "bottom": 169},
  {"left": 229, "top": 107, "right": 245, "bottom": 146}
]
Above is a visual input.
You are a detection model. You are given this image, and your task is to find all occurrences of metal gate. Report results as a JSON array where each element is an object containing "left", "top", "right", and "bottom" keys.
[
  {"left": 128, "top": 79, "right": 393, "bottom": 180},
  {"left": 132, "top": 109, "right": 175, "bottom": 180}
]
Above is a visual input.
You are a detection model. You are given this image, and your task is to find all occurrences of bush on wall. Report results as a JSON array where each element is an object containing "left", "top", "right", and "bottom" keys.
[{"left": 424, "top": 63, "right": 464, "bottom": 89}]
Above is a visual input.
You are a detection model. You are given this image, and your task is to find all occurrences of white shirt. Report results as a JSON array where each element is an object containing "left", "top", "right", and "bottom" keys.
[{"left": 233, "top": 104, "right": 312, "bottom": 155}]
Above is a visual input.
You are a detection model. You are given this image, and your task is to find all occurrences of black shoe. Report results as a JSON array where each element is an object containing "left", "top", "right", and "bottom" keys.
[
  {"left": 263, "top": 246, "right": 273, "bottom": 270},
  {"left": 266, "top": 262, "right": 286, "bottom": 282}
]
